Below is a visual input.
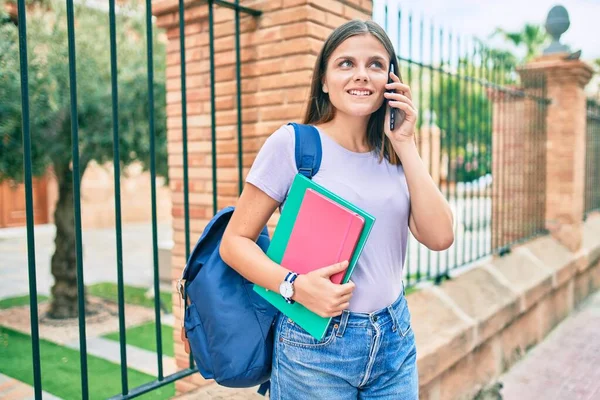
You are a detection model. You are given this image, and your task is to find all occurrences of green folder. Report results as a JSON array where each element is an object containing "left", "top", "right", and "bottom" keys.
[{"left": 253, "top": 173, "right": 375, "bottom": 340}]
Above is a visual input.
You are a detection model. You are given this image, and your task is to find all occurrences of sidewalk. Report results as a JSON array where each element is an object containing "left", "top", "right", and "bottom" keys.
[
  {"left": 0, "top": 373, "right": 60, "bottom": 400},
  {"left": 173, "top": 384, "right": 265, "bottom": 400},
  {"left": 499, "top": 289, "right": 600, "bottom": 400},
  {"left": 0, "top": 223, "right": 172, "bottom": 300}
]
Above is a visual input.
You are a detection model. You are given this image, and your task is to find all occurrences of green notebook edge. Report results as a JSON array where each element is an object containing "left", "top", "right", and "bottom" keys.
[{"left": 253, "top": 174, "right": 375, "bottom": 340}]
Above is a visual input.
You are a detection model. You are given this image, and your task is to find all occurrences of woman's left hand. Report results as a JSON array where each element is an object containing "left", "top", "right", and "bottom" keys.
[{"left": 383, "top": 70, "right": 418, "bottom": 144}]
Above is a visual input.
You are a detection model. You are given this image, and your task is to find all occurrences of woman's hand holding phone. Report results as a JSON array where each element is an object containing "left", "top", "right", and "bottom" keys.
[{"left": 384, "top": 64, "right": 418, "bottom": 145}]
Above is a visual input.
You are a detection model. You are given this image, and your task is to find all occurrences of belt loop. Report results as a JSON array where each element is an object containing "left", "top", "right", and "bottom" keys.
[
  {"left": 336, "top": 310, "right": 350, "bottom": 338},
  {"left": 388, "top": 305, "right": 398, "bottom": 332}
]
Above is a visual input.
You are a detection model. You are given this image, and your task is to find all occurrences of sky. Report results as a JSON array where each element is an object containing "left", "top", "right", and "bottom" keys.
[{"left": 379, "top": 0, "right": 600, "bottom": 62}]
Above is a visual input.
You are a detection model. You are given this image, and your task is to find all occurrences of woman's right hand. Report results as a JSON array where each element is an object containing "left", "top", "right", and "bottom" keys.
[{"left": 293, "top": 261, "right": 356, "bottom": 318}]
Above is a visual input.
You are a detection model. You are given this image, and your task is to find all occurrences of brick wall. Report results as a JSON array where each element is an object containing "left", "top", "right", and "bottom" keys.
[
  {"left": 153, "top": 0, "right": 373, "bottom": 394},
  {"left": 490, "top": 92, "right": 541, "bottom": 249}
]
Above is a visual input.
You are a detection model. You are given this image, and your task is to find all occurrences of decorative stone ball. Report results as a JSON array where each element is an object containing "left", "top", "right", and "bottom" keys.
[{"left": 545, "top": 5, "right": 570, "bottom": 39}]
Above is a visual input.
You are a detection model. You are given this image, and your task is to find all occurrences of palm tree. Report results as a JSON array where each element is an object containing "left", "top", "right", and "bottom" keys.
[{"left": 491, "top": 24, "right": 549, "bottom": 62}]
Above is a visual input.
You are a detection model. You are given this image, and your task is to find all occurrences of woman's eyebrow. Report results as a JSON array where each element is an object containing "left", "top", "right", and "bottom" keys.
[{"left": 333, "top": 55, "right": 388, "bottom": 62}]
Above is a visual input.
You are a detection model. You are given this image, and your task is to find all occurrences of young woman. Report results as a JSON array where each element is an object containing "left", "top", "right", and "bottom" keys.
[{"left": 220, "top": 19, "right": 454, "bottom": 400}]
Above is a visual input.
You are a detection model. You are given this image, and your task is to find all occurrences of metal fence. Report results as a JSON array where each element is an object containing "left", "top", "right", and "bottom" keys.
[
  {"left": 11, "top": 0, "right": 556, "bottom": 398},
  {"left": 586, "top": 99, "right": 600, "bottom": 216},
  {"left": 373, "top": 1, "right": 550, "bottom": 287},
  {"left": 14, "top": 0, "right": 260, "bottom": 398}
]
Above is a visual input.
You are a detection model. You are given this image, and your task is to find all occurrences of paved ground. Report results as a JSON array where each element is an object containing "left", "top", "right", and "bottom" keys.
[
  {"left": 174, "top": 385, "right": 266, "bottom": 400},
  {"left": 0, "top": 223, "right": 172, "bottom": 299},
  {"left": 0, "top": 373, "right": 60, "bottom": 400},
  {"left": 499, "top": 289, "right": 600, "bottom": 400},
  {"left": 63, "top": 336, "right": 177, "bottom": 377}
]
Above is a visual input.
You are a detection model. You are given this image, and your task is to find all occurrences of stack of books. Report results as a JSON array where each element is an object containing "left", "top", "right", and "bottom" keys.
[{"left": 253, "top": 174, "right": 375, "bottom": 340}]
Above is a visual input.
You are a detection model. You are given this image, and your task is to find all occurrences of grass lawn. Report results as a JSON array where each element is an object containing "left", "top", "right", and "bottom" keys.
[
  {"left": 103, "top": 322, "right": 174, "bottom": 358},
  {"left": 0, "top": 326, "right": 175, "bottom": 400},
  {"left": 86, "top": 282, "right": 173, "bottom": 312},
  {"left": 405, "top": 285, "right": 418, "bottom": 295},
  {"left": 0, "top": 294, "right": 49, "bottom": 310},
  {"left": 0, "top": 282, "right": 172, "bottom": 313}
]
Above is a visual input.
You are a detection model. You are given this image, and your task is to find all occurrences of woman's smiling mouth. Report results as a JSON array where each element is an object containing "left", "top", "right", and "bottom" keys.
[{"left": 347, "top": 89, "right": 373, "bottom": 97}]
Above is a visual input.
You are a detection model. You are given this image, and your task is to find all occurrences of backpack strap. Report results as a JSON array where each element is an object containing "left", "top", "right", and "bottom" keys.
[
  {"left": 288, "top": 122, "right": 322, "bottom": 179},
  {"left": 257, "top": 381, "right": 270, "bottom": 396}
]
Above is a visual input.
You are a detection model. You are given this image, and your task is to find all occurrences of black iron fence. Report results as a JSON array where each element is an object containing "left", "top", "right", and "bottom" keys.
[
  {"left": 375, "top": 6, "right": 550, "bottom": 287},
  {"left": 11, "top": 0, "right": 260, "bottom": 398},
  {"left": 586, "top": 99, "right": 600, "bottom": 216}
]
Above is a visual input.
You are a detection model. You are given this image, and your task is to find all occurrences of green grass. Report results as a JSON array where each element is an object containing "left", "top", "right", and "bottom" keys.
[
  {"left": 405, "top": 285, "right": 418, "bottom": 295},
  {"left": 86, "top": 282, "right": 172, "bottom": 312},
  {"left": 103, "top": 322, "right": 174, "bottom": 358},
  {"left": 0, "top": 326, "right": 175, "bottom": 400},
  {"left": 0, "top": 294, "right": 49, "bottom": 309}
]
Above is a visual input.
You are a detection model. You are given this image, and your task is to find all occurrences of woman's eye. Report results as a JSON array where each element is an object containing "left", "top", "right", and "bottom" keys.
[{"left": 338, "top": 60, "right": 383, "bottom": 68}]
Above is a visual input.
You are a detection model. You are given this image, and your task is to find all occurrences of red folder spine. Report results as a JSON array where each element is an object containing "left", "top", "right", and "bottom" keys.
[{"left": 330, "top": 214, "right": 363, "bottom": 284}]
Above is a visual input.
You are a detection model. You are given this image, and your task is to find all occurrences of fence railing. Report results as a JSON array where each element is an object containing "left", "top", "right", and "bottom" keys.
[
  {"left": 10, "top": 0, "right": 559, "bottom": 398},
  {"left": 373, "top": 0, "right": 550, "bottom": 287},
  {"left": 13, "top": 0, "right": 260, "bottom": 398},
  {"left": 586, "top": 99, "right": 600, "bottom": 216}
]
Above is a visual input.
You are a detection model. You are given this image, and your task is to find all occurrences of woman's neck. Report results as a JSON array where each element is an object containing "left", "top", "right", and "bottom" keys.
[{"left": 317, "top": 114, "right": 370, "bottom": 153}]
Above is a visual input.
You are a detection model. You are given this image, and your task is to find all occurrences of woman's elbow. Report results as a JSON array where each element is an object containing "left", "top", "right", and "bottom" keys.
[
  {"left": 429, "top": 230, "right": 454, "bottom": 251},
  {"left": 432, "top": 209, "right": 455, "bottom": 251},
  {"left": 219, "top": 233, "right": 233, "bottom": 265}
]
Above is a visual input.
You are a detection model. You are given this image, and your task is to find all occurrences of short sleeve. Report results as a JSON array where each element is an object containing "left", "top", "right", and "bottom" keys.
[{"left": 245, "top": 124, "right": 297, "bottom": 203}]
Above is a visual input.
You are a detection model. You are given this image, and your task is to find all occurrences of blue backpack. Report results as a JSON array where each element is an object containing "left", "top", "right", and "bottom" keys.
[{"left": 178, "top": 122, "right": 322, "bottom": 395}]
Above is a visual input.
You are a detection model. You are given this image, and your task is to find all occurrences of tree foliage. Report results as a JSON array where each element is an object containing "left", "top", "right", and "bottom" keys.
[
  {"left": 0, "top": 0, "right": 167, "bottom": 183},
  {"left": 0, "top": 0, "right": 167, "bottom": 318},
  {"left": 491, "top": 23, "right": 549, "bottom": 62}
]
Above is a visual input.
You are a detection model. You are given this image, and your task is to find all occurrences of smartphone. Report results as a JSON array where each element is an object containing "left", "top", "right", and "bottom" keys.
[
  {"left": 387, "top": 62, "right": 405, "bottom": 131},
  {"left": 388, "top": 63, "right": 395, "bottom": 131}
]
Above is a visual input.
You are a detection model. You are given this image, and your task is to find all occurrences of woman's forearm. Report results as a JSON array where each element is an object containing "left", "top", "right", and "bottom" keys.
[
  {"left": 220, "top": 235, "right": 289, "bottom": 293},
  {"left": 394, "top": 140, "right": 454, "bottom": 249}
]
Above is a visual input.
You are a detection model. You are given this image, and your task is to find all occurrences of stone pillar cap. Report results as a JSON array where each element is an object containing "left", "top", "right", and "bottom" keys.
[{"left": 517, "top": 56, "right": 594, "bottom": 87}]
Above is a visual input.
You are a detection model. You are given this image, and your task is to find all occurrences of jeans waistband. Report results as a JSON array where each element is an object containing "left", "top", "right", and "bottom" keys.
[{"left": 331, "top": 281, "right": 406, "bottom": 337}]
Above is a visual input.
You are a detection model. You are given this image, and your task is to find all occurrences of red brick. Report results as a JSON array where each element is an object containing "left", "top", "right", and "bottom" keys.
[
  {"left": 258, "top": 69, "right": 313, "bottom": 90},
  {"left": 308, "top": 0, "right": 344, "bottom": 15},
  {"left": 259, "top": 102, "right": 305, "bottom": 121}
]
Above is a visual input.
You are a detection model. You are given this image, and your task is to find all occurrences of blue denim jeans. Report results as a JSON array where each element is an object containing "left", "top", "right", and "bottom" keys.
[{"left": 270, "top": 290, "right": 418, "bottom": 399}]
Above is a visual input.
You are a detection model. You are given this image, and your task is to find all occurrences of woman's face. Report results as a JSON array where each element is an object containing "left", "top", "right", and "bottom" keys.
[{"left": 322, "top": 34, "right": 390, "bottom": 118}]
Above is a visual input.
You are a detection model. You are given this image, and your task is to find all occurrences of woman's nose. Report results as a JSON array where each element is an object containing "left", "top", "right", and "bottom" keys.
[{"left": 353, "top": 67, "right": 369, "bottom": 82}]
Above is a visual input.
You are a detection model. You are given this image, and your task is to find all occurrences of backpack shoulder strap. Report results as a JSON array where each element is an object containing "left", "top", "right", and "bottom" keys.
[{"left": 288, "top": 122, "right": 322, "bottom": 179}]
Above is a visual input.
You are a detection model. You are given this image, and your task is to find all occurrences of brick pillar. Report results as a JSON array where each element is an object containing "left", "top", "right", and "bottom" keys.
[
  {"left": 489, "top": 90, "right": 533, "bottom": 249},
  {"left": 153, "top": 0, "right": 373, "bottom": 394},
  {"left": 517, "top": 55, "right": 594, "bottom": 252}
]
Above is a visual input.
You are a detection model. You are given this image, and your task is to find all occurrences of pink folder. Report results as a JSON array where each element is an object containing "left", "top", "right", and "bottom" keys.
[{"left": 280, "top": 188, "right": 365, "bottom": 284}]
